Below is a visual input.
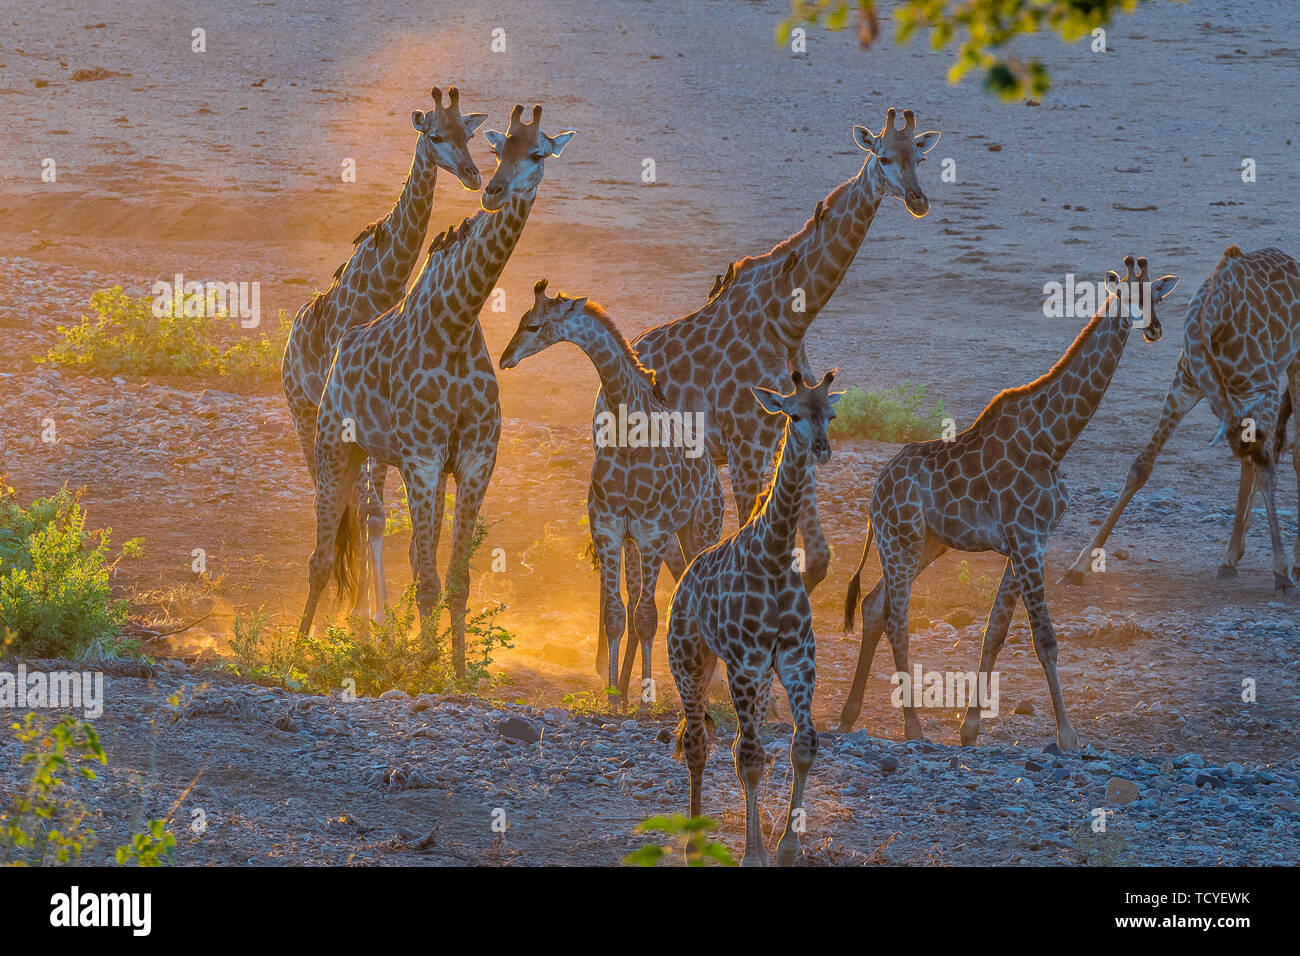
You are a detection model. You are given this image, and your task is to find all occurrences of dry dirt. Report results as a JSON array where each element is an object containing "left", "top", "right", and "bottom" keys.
[{"left": 0, "top": 0, "right": 1297, "bottom": 864}]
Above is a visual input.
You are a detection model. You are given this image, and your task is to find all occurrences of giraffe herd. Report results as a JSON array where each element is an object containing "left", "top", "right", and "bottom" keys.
[{"left": 280, "top": 87, "right": 1299, "bottom": 865}]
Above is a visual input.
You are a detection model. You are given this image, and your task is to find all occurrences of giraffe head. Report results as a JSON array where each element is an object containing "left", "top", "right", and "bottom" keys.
[
  {"left": 752, "top": 369, "right": 844, "bottom": 465},
  {"left": 410, "top": 86, "right": 487, "bottom": 190},
  {"left": 481, "top": 105, "right": 576, "bottom": 211},
  {"left": 852, "top": 108, "right": 941, "bottom": 218},
  {"left": 1104, "top": 255, "right": 1179, "bottom": 344},
  {"left": 499, "top": 278, "right": 588, "bottom": 368}
]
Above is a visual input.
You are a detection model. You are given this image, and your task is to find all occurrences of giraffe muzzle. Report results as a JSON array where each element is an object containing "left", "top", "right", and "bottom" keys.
[{"left": 904, "top": 191, "right": 930, "bottom": 218}]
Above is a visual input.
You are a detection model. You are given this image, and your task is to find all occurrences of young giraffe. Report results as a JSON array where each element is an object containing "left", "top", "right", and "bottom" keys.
[
  {"left": 617, "top": 108, "right": 940, "bottom": 597},
  {"left": 281, "top": 87, "right": 486, "bottom": 618},
  {"left": 838, "top": 257, "right": 1179, "bottom": 749},
  {"left": 499, "top": 280, "right": 724, "bottom": 703},
  {"left": 668, "top": 369, "right": 842, "bottom": 867},
  {"left": 298, "top": 105, "right": 576, "bottom": 676},
  {"left": 1064, "top": 246, "right": 1300, "bottom": 595}
]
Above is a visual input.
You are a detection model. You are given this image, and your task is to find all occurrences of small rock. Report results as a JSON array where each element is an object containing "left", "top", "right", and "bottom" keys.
[
  {"left": 1105, "top": 777, "right": 1140, "bottom": 804},
  {"left": 379, "top": 689, "right": 409, "bottom": 700},
  {"left": 878, "top": 755, "right": 900, "bottom": 773},
  {"left": 498, "top": 716, "right": 541, "bottom": 744},
  {"left": 1013, "top": 701, "right": 1035, "bottom": 716}
]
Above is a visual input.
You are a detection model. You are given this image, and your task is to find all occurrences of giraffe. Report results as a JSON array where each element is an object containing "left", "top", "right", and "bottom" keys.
[
  {"left": 1063, "top": 246, "right": 1300, "bottom": 595},
  {"left": 280, "top": 86, "right": 486, "bottom": 619},
  {"left": 297, "top": 105, "right": 575, "bottom": 676},
  {"left": 837, "top": 256, "right": 1179, "bottom": 750},
  {"left": 667, "top": 368, "right": 842, "bottom": 867},
  {"left": 498, "top": 280, "right": 725, "bottom": 704},
  {"left": 616, "top": 108, "right": 941, "bottom": 597}
]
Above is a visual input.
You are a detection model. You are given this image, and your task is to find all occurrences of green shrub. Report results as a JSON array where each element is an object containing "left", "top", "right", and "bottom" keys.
[
  {"left": 623, "top": 815, "right": 736, "bottom": 867},
  {"left": 828, "top": 382, "right": 946, "bottom": 443},
  {"left": 219, "top": 523, "right": 513, "bottom": 697},
  {"left": 0, "top": 485, "right": 130, "bottom": 658},
  {"left": 1, "top": 713, "right": 175, "bottom": 867},
  {"left": 1, "top": 714, "right": 106, "bottom": 866},
  {"left": 35, "top": 285, "right": 289, "bottom": 380}
]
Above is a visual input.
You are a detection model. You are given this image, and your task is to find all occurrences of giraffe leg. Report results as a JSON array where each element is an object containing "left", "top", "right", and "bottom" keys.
[
  {"left": 590, "top": 511, "right": 626, "bottom": 700},
  {"left": 299, "top": 436, "right": 365, "bottom": 638},
  {"left": 728, "top": 669, "right": 771, "bottom": 867},
  {"left": 357, "top": 460, "right": 389, "bottom": 621},
  {"left": 403, "top": 464, "right": 445, "bottom": 630},
  {"left": 620, "top": 535, "right": 671, "bottom": 706},
  {"left": 1064, "top": 355, "right": 1201, "bottom": 583},
  {"left": 666, "top": 609, "right": 716, "bottom": 853},
  {"left": 959, "top": 558, "right": 1019, "bottom": 746},
  {"left": 369, "top": 461, "right": 390, "bottom": 620},
  {"left": 836, "top": 579, "right": 884, "bottom": 732},
  {"left": 444, "top": 451, "right": 497, "bottom": 680},
  {"left": 796, "top": 474, "right": 831, "bottom": 595},
  {"left": 289, "top": 399, "right": 319, "bottom": 485},
  {"left": 1287, "top": 367, "right": 1300, "bottom": 577},
  {"left": 774, "top": 633, "right": 817, "bottom": 867},
  {"left": 1220, "top": 458, "right": 1259, "bottom": 577},
  {"left": 882, "top": 540, "right": 928, "bottom": 742},
  {"left": 842, "top": 534, "right": 944, "bottom": 734},
  {"left": 1011, "top": 540, "right": 1078, "bottom": 751},
  {"left": 1259, "top": 462, "right": 1293, "bottom": 597}
]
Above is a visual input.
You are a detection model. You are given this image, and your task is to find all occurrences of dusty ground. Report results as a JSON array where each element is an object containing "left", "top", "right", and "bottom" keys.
[{"left": 0, "top": 0, "right": 1297, "bottom": 864}]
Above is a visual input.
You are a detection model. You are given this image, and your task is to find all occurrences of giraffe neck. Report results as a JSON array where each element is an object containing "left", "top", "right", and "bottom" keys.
[
  {"left": 766, "top": 156, "right": 886, "bottom": 352},
  {"left": 564, "top": 307, "right": 658, "bottom": 409},
  {"left": 751, "top": 425, "right": 811, "bottom": 559},
  {"left": 1031, "top": 298, "right": 1131, "bottom": 459},
  {"left": 410, "top": 189, "right": 535, "bottom": 336},
  {"left": 375, "top": 145, "right": 439, "bottom": 294}
]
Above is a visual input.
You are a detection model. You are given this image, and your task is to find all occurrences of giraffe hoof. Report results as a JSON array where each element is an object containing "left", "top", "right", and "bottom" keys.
[
  {"left": 739, "top": 848, "right": 768, "bottom": 868},
  {"left": 959, "top": 724, "right": 979, "bottom": 747},
  {"left": 1060, "top": 568, "right": 1086, "bottom": 587},
  {"left": 1057, "top": 728, "right": 1080, "bottom": 752},
  {"left": 1216, "top": 564, "right": 1238, "bottom": 579},
  {"left": 775, "top": 836, "right": 800, "bottom": 867},
  {"left": 1273, "top": 573, "right": 1293, "bottom": 598}
]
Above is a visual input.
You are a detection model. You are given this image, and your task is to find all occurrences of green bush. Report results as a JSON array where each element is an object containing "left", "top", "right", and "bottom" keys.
[
  {"left": 827, "top": 382, "right": 946, "bottom": 443},
  {"left": 0, "top": 485, "right": 130, "bottom": 658},
  {"left": 623, "top": 815, "right": 736, "bottom": 867},
  {"left": 1, "top": 713, "right": 176, "bottom": 867},
  {"left": 219, "top": 523, "right": 513, "bottom": 696},
  {"left": 1, "top": 714, "right": 105, "bottom": 866},
  {"left": 35, "top": 285, "right": 289, "bottom": 380}
]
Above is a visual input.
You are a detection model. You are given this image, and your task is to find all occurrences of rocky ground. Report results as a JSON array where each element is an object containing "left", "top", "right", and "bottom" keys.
[{"left": 2, "top": 660, "right": 1296, "bottom": 866}]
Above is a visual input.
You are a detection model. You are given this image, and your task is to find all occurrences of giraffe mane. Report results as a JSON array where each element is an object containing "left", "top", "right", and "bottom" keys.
[
  {"left": 572, "top": 297, "right": 667, "bottom": 403},
  {"left": 969, "top": 306, "right": 1112, "bottom": 433},
  {"left": 351, "top": 214, "right": 389, "bottom": 248},
  {"left": 708, "top": 179, "right": 847, "bottom": 299}
]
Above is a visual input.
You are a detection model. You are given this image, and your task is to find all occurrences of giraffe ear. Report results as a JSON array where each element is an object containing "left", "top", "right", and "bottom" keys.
[
  {"left": 462, "top": 113, "right": 488, "bottom": 136},
  {"left": 852, "top": 125, "right": 878, "bottom": 154},
  {"left": 1104, "top": 271, "right": 1123, "bottom": 296},
  {"left": 412, "top": 110, "right": 430, "bottom": 132},
  {"left": 827, "top": 390, "right": 846, "bottom": 406},
  {"left": 483, "top": 129, "right": 507, "bottom": 154},
  {"left": 549, "top": 130, "right": 577, "bottom": 156},
  {"left": 751, "top": 386, "right": 788, "bottom": 416},
  {"left": 913, "top": 130, "right": 941, "bottom": 154},
  {"left": 1151, "top": 274, "right": 1179, "bottom": 301}
]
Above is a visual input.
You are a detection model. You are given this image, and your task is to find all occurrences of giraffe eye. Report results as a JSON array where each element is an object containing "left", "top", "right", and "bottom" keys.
[
  {"left": 529, "top": 151, "right": 548, "bottom": 161},
  {"left": 879, "top": 156, "right": 891, "bottom": 165}
]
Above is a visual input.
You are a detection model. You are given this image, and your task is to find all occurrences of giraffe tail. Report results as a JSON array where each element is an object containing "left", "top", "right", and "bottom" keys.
[
  {"left": 331, "top": 499, "right": 361, "bottom": 616},
  {"left": 843, "top": 517, "right": 875, "bottom": 633}
]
